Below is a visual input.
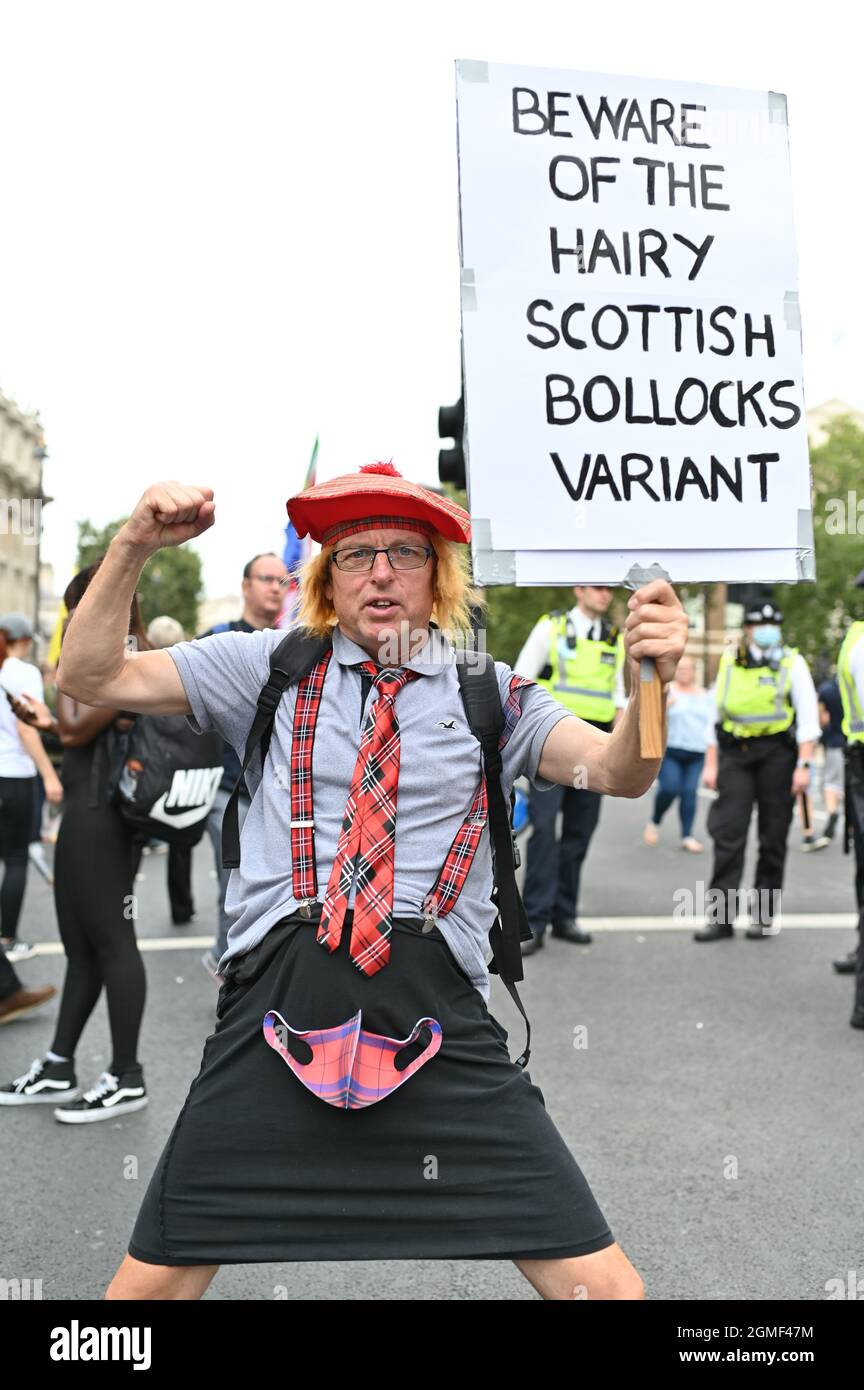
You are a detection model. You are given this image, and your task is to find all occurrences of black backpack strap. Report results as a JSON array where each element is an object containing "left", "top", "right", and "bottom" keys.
[
  {"left": 222, "top": 629, "right": 332, "bottom": 869},
  {"left": 456, "top": 653, "right": 532, "bottom": 1069}
]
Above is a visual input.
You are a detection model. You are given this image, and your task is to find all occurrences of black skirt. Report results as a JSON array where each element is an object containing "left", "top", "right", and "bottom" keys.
[{"left": 128, "top": 910, "right": 614, "bottom": 1265}]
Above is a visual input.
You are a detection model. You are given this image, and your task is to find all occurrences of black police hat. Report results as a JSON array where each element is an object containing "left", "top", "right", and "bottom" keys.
[{"left": 744, "top": 600, "right": 783, "bottom": 625}]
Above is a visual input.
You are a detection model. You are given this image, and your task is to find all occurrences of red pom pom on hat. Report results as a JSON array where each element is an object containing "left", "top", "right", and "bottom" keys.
[{"left": 358, "top": 461, "right": 402, "bottom": 478}]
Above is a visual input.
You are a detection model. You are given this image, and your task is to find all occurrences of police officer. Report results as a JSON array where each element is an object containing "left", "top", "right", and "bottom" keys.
[
  {"left": 696, "top": 600, "right": 819, "bottom": 941},
  {"left": 514, "top": 586, "right": 626, "bottom": 954},
  {"left": 835, "top": 572, "right": 864, "bottom": 1027}
]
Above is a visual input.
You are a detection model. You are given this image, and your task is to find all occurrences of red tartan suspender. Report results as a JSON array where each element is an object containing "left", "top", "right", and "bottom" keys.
[
  {"left": 289, "top": 649, "right": 332, "bottom": 913},
  {"left": 289, "top": 655, "right": 490, "bottom": 924}
]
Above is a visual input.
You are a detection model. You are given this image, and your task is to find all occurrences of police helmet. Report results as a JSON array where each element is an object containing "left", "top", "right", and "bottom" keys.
[{"left": 744, "top": 601, "right": 783, "bottom": 625}]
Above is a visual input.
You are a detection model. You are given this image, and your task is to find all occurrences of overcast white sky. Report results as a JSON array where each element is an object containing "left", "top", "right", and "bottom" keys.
[{"left": 1, "top": 0, "right": 861, "bottom": 598}]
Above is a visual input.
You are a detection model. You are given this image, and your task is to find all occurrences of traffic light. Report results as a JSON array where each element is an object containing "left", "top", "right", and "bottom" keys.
[{"left": 438, "top": 395, "right": 465, "bottom": 490}]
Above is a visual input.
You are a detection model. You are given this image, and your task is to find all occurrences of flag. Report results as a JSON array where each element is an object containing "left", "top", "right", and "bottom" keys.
[{"left": 276, "top": 436, "right": 319, "bottom": 629}]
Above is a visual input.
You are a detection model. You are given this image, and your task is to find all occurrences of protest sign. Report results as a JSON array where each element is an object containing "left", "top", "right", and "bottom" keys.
[{"left": 455, "top": 60, "right": 813, "bottom": 585}]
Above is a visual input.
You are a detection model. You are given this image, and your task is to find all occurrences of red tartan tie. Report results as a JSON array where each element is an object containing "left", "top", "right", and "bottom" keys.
[{"left": 317, "top": 663, "right": 420, "bottom": 974}]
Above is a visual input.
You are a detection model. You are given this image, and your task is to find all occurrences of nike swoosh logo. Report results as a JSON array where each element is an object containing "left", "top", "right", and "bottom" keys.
[{"left": 147, "top": 793, "right": 216, "bottom": 829}]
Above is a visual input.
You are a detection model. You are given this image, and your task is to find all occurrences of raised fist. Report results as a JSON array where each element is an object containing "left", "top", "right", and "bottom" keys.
[{"left": 119, "top": 482, "right": 216, "bottom": 556}]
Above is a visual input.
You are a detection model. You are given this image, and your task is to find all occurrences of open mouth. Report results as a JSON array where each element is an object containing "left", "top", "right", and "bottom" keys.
[{"left": 365, "top": 600, "right": 399, "bottom": 614}]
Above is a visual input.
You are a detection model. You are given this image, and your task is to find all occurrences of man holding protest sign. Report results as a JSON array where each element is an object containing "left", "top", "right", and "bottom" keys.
[{"left": 54, "top": 474, "right": 686, "bottom": 1299}]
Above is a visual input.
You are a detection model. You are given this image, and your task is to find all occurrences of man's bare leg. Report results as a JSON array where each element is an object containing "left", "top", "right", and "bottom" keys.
[
  {"left": 514, "top": 1241, "right": 644, "bottom": 1300},
  {"left": 106, "top": 1253, "right": 219, "bottom": 1300}
]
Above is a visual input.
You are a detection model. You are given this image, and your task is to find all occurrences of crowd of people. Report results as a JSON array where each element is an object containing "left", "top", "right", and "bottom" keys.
[
  {"left": 0, "top": 547, "right": 288, "bottom": 1118},
  {"left": 513, "top": 584, "right": 862, "bottom": 997},
  {"left": 1, "top": 553, "right": 862, "bottom": 1130},
  {"left": 0, "top": 470, "right": 861, "bottom": 1300}
]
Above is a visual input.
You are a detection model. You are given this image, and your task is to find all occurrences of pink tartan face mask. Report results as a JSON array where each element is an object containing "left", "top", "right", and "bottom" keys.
[{"left": 262, "top": 1008, "right": 442, "bottom": 1110}]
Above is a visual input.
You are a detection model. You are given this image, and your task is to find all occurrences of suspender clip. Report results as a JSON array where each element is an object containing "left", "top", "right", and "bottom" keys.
[{"left": 297, "top": 898, "right": 318, "bottom": 919}]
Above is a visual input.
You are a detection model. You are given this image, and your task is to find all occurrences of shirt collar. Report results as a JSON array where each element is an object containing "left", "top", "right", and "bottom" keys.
[
  {"left": 331, "top": 624, "right": 454, "bottom": 676},
  {"left": 569, "top": 606, "right": 601, "bottom": 640}
]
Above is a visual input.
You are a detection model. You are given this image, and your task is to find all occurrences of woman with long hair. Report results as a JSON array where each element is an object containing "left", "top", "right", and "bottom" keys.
[
  {"left": 643, "top": 653, "right": 713, "bottom": 852},
  {"left": 0, "top": 561, "right": 151, "bottom": 1121}
]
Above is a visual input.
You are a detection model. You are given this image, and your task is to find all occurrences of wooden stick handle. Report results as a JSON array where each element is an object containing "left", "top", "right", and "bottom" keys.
[{"left": 639, "top": 657, "right": 665, "bottom": 760}]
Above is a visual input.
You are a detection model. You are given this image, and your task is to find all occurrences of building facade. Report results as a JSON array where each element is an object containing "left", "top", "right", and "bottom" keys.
[{"left": 0, "top": 391, "right": 48, "bottom": 624}]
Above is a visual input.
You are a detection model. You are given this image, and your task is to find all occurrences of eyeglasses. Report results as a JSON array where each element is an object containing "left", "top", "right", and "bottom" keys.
[
  {"left": 330, "top": 544, "right": 434, "bottom": 572},
  {"left": 248, "top": 574, "right": 285, "bottom": 585}
]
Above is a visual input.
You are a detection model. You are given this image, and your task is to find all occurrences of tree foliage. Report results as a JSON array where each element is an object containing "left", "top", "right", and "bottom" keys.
[
  {"left": 446, "top": 485, "right": 615, "bottom": 665},
  {"left": 75, "top": 517, "right": 204, "bottom": 636},
  {"left": 775, "top": 416, "right": 864, "bottom": 676},
  {"left": 448, "top": 417, "right": 864, "bottom": 675}
]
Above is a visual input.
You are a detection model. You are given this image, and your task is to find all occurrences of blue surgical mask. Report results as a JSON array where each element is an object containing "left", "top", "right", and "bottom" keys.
[{"left": 752, "top": 624, "right": 781, "bottom": 649}]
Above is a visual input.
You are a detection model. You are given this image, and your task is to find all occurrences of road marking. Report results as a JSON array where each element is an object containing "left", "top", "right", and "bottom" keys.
[
  {"left": 20, "top": 914, "right": 858, "bottom": 958},
  {"left": 554, "top": 914, "right": 858, "bottom": 931},
  {"left": 28, "top": 937, "right": 214, "bottom": 956}
]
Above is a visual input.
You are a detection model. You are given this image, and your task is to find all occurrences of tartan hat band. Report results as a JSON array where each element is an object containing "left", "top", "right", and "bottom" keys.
[{"left": 322, "top": 516, "right": 435, "bottom": 546}]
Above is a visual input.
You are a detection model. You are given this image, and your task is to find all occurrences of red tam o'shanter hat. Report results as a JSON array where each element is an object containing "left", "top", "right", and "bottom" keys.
[{"left": 286, "top": 462, "right": 472, "bottom": 546}]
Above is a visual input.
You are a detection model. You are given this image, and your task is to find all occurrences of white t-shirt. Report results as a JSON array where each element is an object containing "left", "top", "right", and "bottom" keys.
[{"left": 0, "top": 658, "right": 45, "bottom": 777}]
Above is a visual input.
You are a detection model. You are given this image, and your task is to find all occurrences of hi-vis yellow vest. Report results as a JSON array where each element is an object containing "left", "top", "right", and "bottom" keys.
[
  {"left": 837, "top": 620, "right": 864, "bottom": 744},
  {"left": 715, "top": 646, "right": 798, "bottom": 738},
  {"left": 535, "top": 612, "right": 624, "bottom": 723}
]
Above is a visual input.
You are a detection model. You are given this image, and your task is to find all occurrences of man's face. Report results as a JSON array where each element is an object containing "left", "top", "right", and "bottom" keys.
[
  {"left": 324, "top": 526, "right": 436, "bottom": 661},
  {"left": 574, "top": 585, "right": 613, "bottom": 618},
  {"left": 243, "top": 557, "right": 288, "bottom": 622}
]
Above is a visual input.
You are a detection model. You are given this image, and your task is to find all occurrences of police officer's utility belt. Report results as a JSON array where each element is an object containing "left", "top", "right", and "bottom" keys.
[{"left": 716, "top": 727, "right": 797, "bottom": 751}]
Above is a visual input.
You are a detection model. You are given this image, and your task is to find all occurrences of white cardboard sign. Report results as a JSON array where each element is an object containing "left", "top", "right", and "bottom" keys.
[{"left": 455, "top": 60, "right": 814, "bottom": 584}]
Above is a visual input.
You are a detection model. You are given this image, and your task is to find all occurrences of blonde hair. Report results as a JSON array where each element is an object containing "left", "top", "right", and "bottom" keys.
[{"left": 295, "top": 532, "right": 481, "bottom": 640}]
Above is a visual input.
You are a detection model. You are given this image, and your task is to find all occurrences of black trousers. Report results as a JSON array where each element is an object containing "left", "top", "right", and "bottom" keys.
[
  {"left": 52, "top": 746, "right": 146, "bottom": 1076},
  {"left": 522, "top": 783, "right": 603, "bottom": 933},
  {"left": 707, "top": 736, "right": 797, "bottom": 926},
  {"left": 846, "top": 753, "right": 864, "bottom": 1014},
  {"left": 0, "top": 776, "right": 34, "bottom": 940},
  {"left": 129, "top": 840, "right": 195, "bottom": 924},
  {"left": 0, "top": 942, "right": 21, "bottom": 1000}
]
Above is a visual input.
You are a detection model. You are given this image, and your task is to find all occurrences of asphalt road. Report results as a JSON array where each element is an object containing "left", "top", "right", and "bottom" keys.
[{"left": 1, "top": 785, "right": 862, "bottom": 1301}]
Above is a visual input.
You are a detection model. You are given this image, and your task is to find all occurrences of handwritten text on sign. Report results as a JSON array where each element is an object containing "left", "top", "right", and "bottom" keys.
[{"left": 455, "top": 65, "right": 810, "bottom": 553}]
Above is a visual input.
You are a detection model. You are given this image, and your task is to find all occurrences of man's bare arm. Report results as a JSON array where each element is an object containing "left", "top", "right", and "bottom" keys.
[
  {"left": 537, "top": 579, "right": 688, "bottom": 797},
  {"left": 56, "top": 482, "right": 215, "bottom": 714},
  {"left": 537, "top": 684, "right": 662, "bottom": 797}
]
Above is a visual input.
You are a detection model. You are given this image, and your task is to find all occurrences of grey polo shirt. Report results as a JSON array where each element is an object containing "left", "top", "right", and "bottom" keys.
[{"left": 168, "top": 624, "right": 571, "bottom": 999}]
